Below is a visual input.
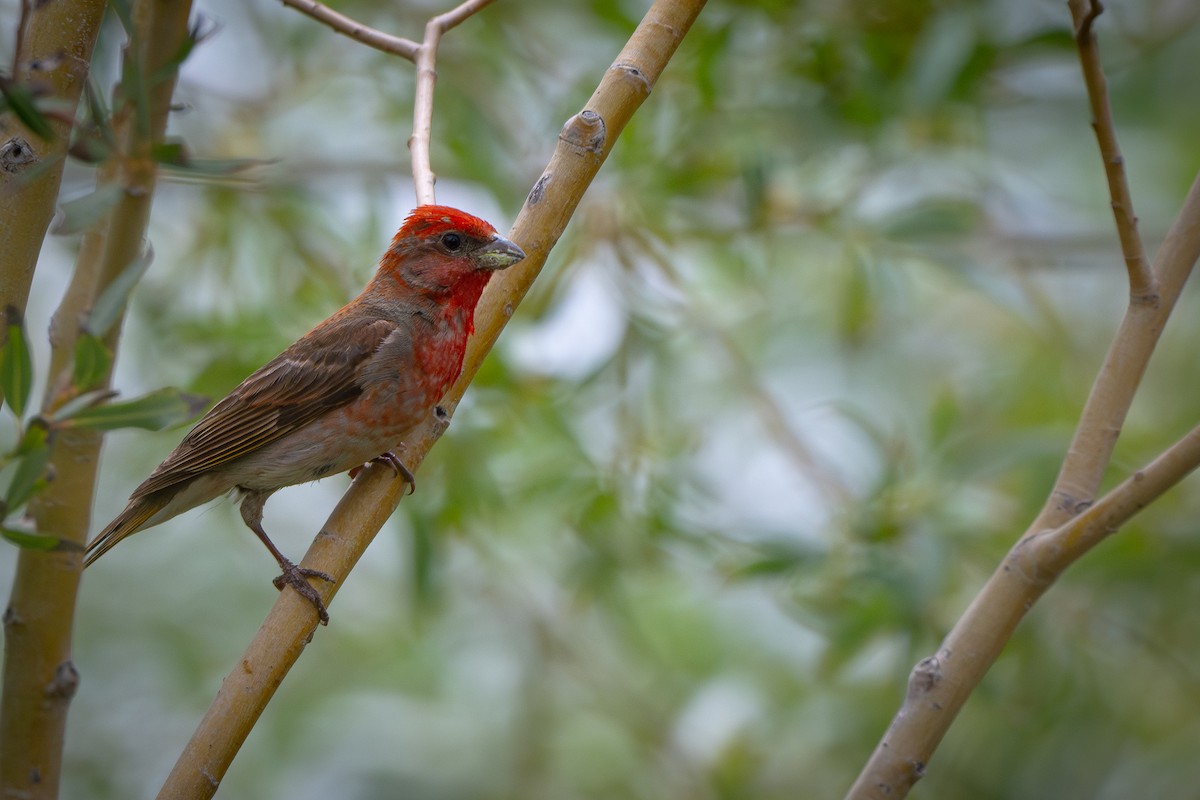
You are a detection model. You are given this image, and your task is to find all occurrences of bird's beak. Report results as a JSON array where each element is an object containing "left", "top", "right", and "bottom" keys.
[{"left": 475, "top": 234, "right": 526, "bottom": 270}]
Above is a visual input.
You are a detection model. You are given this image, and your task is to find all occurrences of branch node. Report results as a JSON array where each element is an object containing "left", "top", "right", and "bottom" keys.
[
  {"left": 906, "top": 656, "right": 942, "bottom": 700},
  {"left": 559, "top": 110, "right": 606, "bottom": 154},
  {"left": 1074, "top": 0, "right": 1104, "bottom": 42},
  {"left": 1, "top": 137, "right": 38, "bottom": 173}
]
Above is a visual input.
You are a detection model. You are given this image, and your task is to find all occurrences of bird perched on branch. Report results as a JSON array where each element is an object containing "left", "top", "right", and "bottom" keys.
[{"left": 85, "top": 205, "right": 525, "bottom": 624}]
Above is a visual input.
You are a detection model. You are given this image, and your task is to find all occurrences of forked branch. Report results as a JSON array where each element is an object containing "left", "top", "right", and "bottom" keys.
[
  {"left": 280, "top": 0, "right": 497, "bottom": 204},
  {"left": 844, "top": 22, "right": 1200, "bottom": 799}
]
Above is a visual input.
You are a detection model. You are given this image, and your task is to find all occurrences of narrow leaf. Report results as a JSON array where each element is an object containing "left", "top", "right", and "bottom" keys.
[
  {"left": 0, "top": 79, "right": 55, "bottom": 140},
  {"left": 150, "top": 17, "right": 220, "bottom": 87},
  {"left": 55, "top": 387, "right": 206, "bottom": 432},
  {"left": 72, "top": 333, "right": 113, "bottom": 390},
  {"left": 85, "top": 242, "right": 154, "bottom": 338},
  {"left": 1, "top": 307, "right": 34, "bottom": 418},
  {"left": 5, "top": 441, "right": 50, "bottom": 512},
  {"left": 108, "top": 0, "right": 135, "bottom": 36},
  {"left": 1, "top": 526, "right": 65, "bottom": 552},
  {"left": 52, "top": 185, "right": 123, "bottom": 236},
  {"left": 152, "top": 138, "right": 271, "bottom": 176}
]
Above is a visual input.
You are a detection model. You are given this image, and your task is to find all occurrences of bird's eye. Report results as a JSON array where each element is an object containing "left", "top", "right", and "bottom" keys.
[{"left": 441, "top": 232, "right": 462, "bottom": 251}]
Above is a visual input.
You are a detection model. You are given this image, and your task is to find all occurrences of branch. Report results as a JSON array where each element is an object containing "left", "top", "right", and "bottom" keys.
[
  {"left": 848, "top": 411, "right": 1200, "bottom": 800},
  {"left": 844, "top": 167, "right": 1200, "bottom": 799},
  {"left": 0, "top": 0, "right": 192, "bottom": 796},
  {"left": 277, "top": 0, "right": 495, "bottom": 206},
  {"left": 408, "top": 0, "right": 497, "bottom": 205},
  {"left": 1069, "top": 0, "right": 1155, "bottom": 299},
  {"left": 158, "top": 1, "right": 707, "bottom": 795},
  {"left": 0, "top": 0, "right": 108, "bottom": 372},
  {"left": 278, "top": 0, "right": 419, "bottom": 60}
]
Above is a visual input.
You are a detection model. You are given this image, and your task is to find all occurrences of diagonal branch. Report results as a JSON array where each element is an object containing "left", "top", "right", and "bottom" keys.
[
  {"left": 1069, "top": 0, "right": 1155, "bottom": 300},
  {"left": 844, "top": 166, "right": 1200, "bottom": 800},
  {"left": 157, "top": 1, "right": 707, "bottom": 797}
]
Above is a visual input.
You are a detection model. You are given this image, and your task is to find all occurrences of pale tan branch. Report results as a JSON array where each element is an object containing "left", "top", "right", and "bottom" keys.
[
  {"left": 159, "top": 1, "right": 708, "bottom": 796},
  {"left": 845, "top": 168, "right": 1200, "bottom": 800},
  {"left": 1069, "top": 0, "right": 1155, "bottom": 299},
  {"left": 278, "top": 0, "right": 419, "bottom": 60},
  {"left": 847, "top": 414, "right": 1200, "bottom": 800},
  {"left": 0, "top": 0, "right": 190, "bottom": 796},
  {"left": 408, "top": 0, "right": 497, "bottom": 205}
]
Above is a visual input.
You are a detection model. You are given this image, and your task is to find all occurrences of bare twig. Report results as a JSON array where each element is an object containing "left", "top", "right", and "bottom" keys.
[
  {"left": 278, "top": 0, "right": 419, "bottom": 60},
  {"left": 1069, "top": 0, "right": 1155, "bottom": 300},
  {"left": 159, "top": 1, "right": 707, "bottom": 796},
  {"left": 409, "top": 0, "right": 497, "bottom": 204},
  {"left": 277, "top": 0, "right": 496, "bottom": 205}
]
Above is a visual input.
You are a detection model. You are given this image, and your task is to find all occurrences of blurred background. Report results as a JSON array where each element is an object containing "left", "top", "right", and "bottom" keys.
[{"left": 5, "top": 0, "right": 1200, "bottom": 797}]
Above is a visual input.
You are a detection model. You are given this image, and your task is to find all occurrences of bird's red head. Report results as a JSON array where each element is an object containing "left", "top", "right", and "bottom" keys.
[
  {"left": 375, "top": 205, "right": 525, "bottom": 309},
  {"left": 397, "top": 205, "right": 500, "bottom": 241}
]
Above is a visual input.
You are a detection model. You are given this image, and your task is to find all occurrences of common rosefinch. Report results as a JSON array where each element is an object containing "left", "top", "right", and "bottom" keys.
[{"left": 85, "top": 205, "right": 525, "bottom": 623}]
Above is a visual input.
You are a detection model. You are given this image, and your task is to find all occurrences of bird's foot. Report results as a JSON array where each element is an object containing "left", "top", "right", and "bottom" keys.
[
  {"left": 272, "top": 560, "right": 335, "bottom": 625},
  {"left": 349, "top": 450, "right": 416, "bottom": 494}
]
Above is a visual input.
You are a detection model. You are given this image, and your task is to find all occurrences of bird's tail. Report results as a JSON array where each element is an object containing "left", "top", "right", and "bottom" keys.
[{"left": 84, "top": 497, "right": 168, "bottom": 568}]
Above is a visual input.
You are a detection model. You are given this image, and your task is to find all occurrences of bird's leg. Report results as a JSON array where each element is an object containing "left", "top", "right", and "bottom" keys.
[
  {"left": 349, "top": 449, "right": 416, "bottom": 495},
  {"left": 239, "top": 491, "right": 334, "bottom": 625}
]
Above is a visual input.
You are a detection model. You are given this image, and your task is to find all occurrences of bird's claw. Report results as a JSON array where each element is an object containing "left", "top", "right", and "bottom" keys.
[
  {"left": 272, "top": 561, "right": 335, "bottom": 625},
  {"left": 361, "top": 450, "right": 416, "bottom": 494},
  {"left": 348, "top": 451, "right": 415, "bottom": 494}
]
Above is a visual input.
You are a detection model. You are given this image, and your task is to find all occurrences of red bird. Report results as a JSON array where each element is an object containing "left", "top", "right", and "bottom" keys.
[{"left": 85, "top": 205, "right": 525, "bottom": 623}]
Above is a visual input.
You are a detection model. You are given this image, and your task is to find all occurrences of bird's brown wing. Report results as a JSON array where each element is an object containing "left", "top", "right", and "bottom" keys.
[{"left": 131, "top": 314, "right": 403, "bottom": 498}]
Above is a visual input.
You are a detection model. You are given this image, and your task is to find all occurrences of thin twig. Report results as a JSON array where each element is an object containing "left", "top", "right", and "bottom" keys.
[
  {"left": 409, "top": 0, "right": 497, "bottom": 205},
  {"left": 277, "top": 0, "right": 496, "bottom": 205},
  {"left": 278, "top": 0, "right": 419, "bottom": 60},
  {"left": 1069, "top": 0, "right": 1156, "bottom": 300}
]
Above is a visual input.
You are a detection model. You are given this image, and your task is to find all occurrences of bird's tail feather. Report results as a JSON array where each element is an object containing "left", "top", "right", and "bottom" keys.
[{"left": 84, "top": 498, "right": 167, "bottom": 568}]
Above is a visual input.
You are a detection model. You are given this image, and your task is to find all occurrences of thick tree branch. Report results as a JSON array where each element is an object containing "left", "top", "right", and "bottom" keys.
[
  {"left": 0, "top": 1, "right": 194, "bottom": 795},
  {"left": 158, "top": 1, "right": 707, "bottom": 796},
  {"left": 0, "top": 0, "right": 108, "bottom": 375},
  {"left": 1069, "top": 0, "right": 1155, "bottom": 299}
]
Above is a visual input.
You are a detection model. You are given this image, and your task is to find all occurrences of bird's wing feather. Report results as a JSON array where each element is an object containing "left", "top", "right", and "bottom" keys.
[{"left": 131, "top": 314, "right": 399, "bottom": 498}]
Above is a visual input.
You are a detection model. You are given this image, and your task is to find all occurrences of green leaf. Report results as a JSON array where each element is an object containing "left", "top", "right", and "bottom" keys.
[
  {"left": 150, "top": 17, "right": 219, "bottom": 87},
  {"left": 108, "top": 0, "right": 135, "bottom": 36},
  {"left": 52, "top": 185, "right": 123, "bottom": 236},
  {"left": 85, "top": 243, "right": 154, "bottom": 339},
  {"left": 1, "top": 307, "right": 34, "bottom": 419},
  {"left": 5, "top": 438, "right": 50, "bottom": 512},
  {"left": 49, "top": 388, "right": 116, "bottom": 424},
  {"left": 0, "top": 79, "right": 55, "bottom": 140},
  {"left": 55, "top": 387, "right": 206, "bottom": 432},
  {"left": 152, "top": 138, "right": 271, "bottom": 176},
  {"left": 1, "top": 526, "right": 66, "bottom": 552},
  {"left": 72, "top": 333, "right": 112, "bottom": 390}
]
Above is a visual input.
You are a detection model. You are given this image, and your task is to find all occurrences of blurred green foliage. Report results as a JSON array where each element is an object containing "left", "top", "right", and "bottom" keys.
[{"left": 5, "top": 0, "right": 1200, "bottom": 797}]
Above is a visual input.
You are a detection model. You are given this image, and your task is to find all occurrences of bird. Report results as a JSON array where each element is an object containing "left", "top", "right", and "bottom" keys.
[{"left": 84, "top": 205, "right": 526, "bottom": 624}]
